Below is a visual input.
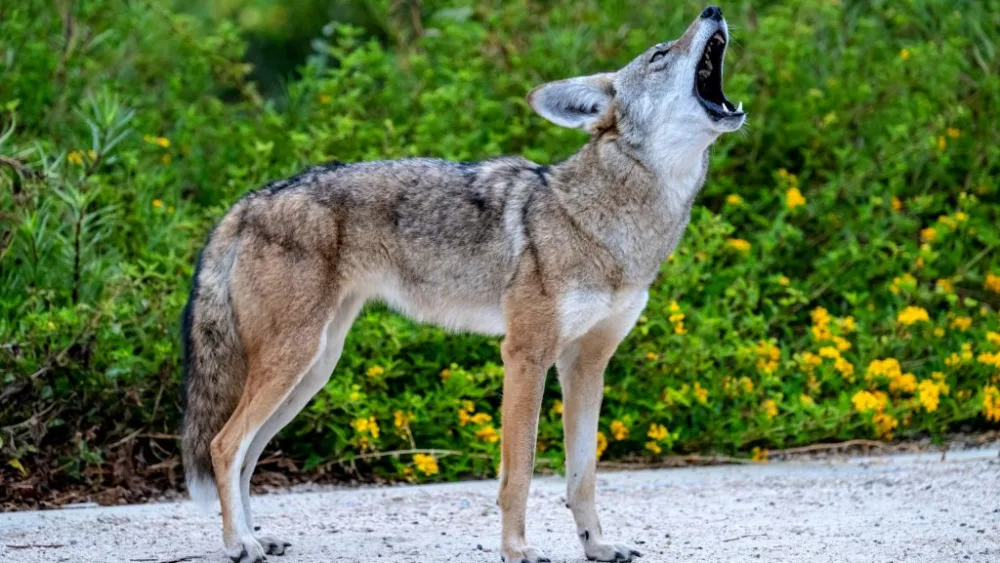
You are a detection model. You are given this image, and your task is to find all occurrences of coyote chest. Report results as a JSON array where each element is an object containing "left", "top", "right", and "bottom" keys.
[{"left": 558, "top": 289, "right": 646, "bottom": 343}]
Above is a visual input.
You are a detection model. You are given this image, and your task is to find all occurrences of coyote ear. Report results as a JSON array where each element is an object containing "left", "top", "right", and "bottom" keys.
[{"left": 527, "top": 73, "right": 616, "bottom": 132}]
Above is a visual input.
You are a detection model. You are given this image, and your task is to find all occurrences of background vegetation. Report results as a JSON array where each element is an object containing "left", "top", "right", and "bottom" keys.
[{"left": 2, "top": 0, "right": 999, "bottom": 506}]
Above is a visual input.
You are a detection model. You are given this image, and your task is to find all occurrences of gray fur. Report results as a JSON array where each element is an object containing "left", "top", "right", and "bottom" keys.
[{"left": 181, "top": 10, "right": 745, "bottom": 562}]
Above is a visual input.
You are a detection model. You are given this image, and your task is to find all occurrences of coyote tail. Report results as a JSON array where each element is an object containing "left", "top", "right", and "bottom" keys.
[{"left": 180, "top": 231, "right": 245, "bottom": 506}]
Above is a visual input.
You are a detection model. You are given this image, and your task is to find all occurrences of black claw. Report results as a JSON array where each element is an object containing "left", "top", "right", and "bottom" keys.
[
  {"left": 630, "top": 549, "right": 643, "bottom": 557},
  {"left": 231, "top": 548, "right": 248, "bottom": 563},
  {"left": 539, "top": 558, "right": 552, "bottom": 563},
  {"left": 254, "top": 525, "right": 261, "bottom": 531}
]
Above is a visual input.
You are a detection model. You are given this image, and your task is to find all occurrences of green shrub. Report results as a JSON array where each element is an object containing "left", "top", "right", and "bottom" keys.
[{"left": 1, "top": 0, "right": 998, "bottom": 501}]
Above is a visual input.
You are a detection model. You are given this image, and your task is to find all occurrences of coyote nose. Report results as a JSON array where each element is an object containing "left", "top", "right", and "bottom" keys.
[{"left": 700, "top": 5, "right": 723, "bottom": 21}]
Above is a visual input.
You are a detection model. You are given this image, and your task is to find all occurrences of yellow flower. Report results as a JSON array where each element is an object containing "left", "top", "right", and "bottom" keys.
[
  {"left": 899, "top": 48, "right": 911, "bottom": 60},
  {"left": 834, "top": 357, "right": 855, "bottom": 378},
  {"left": 669, "top": 300, "right": 681, "bottom": 312},
  {"left": 739, "top": 376, "right": 755, "bottom": 394},
  {"left": 726, "top": 238, "right": 751, "bottom": 252},
  {"left": 946, "top": 128, "right": 960, "bottom": 139},
  {"left": 866, "top": 358, "right": 902, "bottom": 381},
  {"left": 646, "top": 351, "right": 658, "bottom": 361},
  {"left": 983, "top": 386, "right": 1000, "bottom": 423},
  {"left": 897, "top": 306, "right": 930, "bottom": 326},
  {"left": 819, "top": 346, "right": 840, "bottom": 359},
  {"left": 439, "top": 368, "right": 450, "bottom": 381},
  {"left": 156, "top": 137, "right": 170, "bottom": 148},
  {"left": 475, "top": 425, "right": 499, "bottom": 443},
  {"left": 610, "top": 420, "right": 629, "bottom": 441},
  {"left": 668, "top": 311, "right": 687, "bottom": 335},
  {"left": 937, "top": 136, "right": 946, "bottom": 151},
  {"left": 978, "top": 351, "right": 1000, "bottom": 368},
  {"left": 349, "top": 390, "right": 361, "bottom": 402},
  {"left": 891, "top": 197, "right": 902, "bottom": 211},
  {"left": 917, "top": 379, "right": 945, "bottom": 412},
  {"left": 832, "top": 336, "right": 852, "bottom": 351},
  {"left": 762, "top": 399, "right": 778, "bottom": 419},
  {"left": 837, "top": 316, "right": 856, "bottom": 333},
  {"left": 852, "top": 390, "right": 881, "bottom": 413},
  {"left": 161, "top": 154, "right": 172, "bottom": 165},
  {"left": 367, "top": 365, "right": 385, "bottom": 378},
  {"left": 985, "top": 273, "right": 1000, "bottom": 294},
  {"left": 318, "top": 93, "right": 332, "bottom": 105},
  {"left": 469, "top": 412, "right": 492, "bottom": 425},
  {"left": 811, "top": 324, "right": 831, "bottom": 342},
  {"left": 152, "top": 199, "right": 163, "bottom": 208},
  {"left": 458, "top": 408, "right": 471, "bottom": 426},
  {"left": 778, "top": 276, "right": 791, "bottom": 286},
  {"left": 352, "top": 416, "right": 380, "bottom": 439},
  {"left": 645, "top": 441, "right": 662, "bottom": 454},
  {"left": 751, "top": 447, "right": 769, "bottom": 463},
  {"left": 647, "top": 423, "right": 669, "bottom": 441},
  {"left": 935, "top": 279, "right": 953, "bottom": 294},
  {"left": 551, "top": 400, "right": 563, "bottom": 416},
  {"left": 986, "top": 331, "right": 1000, "bottom": 347},
  {"left": 412, "top": 453, "right": 439, "bottom": 476},
  {"left": 920, "top": 227, "right": 937, "bottom": 243},
  {"left": 67, "top": 151, "right": 84, "bottom": 165},
  {"left": 951, "top": 316, "right": 972, "bottom": 331},
  {"left": 693, "top": 382, "right": 708, "bottom": 404},
  {"left": 811, "top": 306, "right": 831, "bottom": 327},
  {"left": 755, "top": 340, "right": 781, "bottom": 374},
  {"left": 596, "top": 431, "right": 608, "bottom": 459},
  {"left": 801, "top": 351, "right": 822, "bottom": 372},
  {"left": 394, "top": 410, "right": 413, "bottom": 431},
  {"left": 888, "top": 372, "right": 917, "bottom": 394},
  {"left": 872, "top": 412, "right": 898, "bottom": 439},
  {"left": 800, "top": 394, "right": 815, "bottom": 407},
  {"left": 726, "top": 194, "right": 743, "bottom": 205},
  {"left": 786, "top": 187, "right": 806, "bottom": 210}
]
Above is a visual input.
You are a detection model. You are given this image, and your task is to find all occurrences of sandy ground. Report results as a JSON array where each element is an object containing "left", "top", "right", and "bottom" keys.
[{"left": 2, "top": 448, "right": 999, "bottom": 563}]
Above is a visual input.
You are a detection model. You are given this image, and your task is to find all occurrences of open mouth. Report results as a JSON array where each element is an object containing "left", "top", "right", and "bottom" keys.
[{"left": 695, "top": 31, "right": 742, "bottom": 120}]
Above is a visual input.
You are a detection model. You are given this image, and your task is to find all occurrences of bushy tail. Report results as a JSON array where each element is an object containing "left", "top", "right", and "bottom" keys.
[{"left": 180, "top": 235, "right": 246, "bottom": 506}]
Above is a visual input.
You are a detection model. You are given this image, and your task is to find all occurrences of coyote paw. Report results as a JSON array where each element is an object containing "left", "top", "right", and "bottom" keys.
[
  {"left": 585, "top": 542, "right": 642, "bottom": 562},
  {"left": 257, "top": 535, "right": 291, "bottom": 556},
  {"left": 501, "top": 544, "right": 551, "bottom": 563},
  {"left": 226, "top": 536, "right": 268, "bottom": 563}
]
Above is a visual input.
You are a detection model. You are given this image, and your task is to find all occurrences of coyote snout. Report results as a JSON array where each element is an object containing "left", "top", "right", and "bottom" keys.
[{"left": 182, "top": 6, "right": 742, "bottom": 563}]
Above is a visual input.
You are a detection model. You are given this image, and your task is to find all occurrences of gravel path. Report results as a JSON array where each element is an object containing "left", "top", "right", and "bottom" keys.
[{"left": 2, "top": 448, "right": 999, "bottom": 563}]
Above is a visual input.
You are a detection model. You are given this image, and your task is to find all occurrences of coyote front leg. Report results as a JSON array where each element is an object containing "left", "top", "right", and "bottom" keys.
[
  {"left": 497, "top": 295, "right": 558, "bottom": 563},
  {"left": 557, "top": 293, "right": 647, "bottom": 562}
]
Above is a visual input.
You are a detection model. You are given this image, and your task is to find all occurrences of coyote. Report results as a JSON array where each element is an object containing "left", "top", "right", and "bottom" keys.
[{"left": 181, "top": 5, "right": 744, "bottom": 562}]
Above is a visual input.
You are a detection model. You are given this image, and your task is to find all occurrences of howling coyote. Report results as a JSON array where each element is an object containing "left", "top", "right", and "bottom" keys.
[{"left": 182, "top": 5, "right": 744, "bottom": 562}]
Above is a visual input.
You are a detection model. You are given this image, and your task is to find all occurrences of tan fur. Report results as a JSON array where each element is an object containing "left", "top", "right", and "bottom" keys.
[{"left": 181, "top": 9, "right": 743, "bottom": 563}]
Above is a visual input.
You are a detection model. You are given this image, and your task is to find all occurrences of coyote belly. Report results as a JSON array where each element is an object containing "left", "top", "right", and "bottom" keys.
[{"left": 181, "top": 6, "right": 744, "bottom": 563}]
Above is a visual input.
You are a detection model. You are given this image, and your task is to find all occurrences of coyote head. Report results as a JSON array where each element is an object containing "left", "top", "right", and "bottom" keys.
[{"left": 528, "top": 5, "right": 744, "bottom": 160}]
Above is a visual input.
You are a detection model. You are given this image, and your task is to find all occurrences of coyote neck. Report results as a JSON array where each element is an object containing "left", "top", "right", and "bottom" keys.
[{"left": 548, "top": 137, "right": 708, "bottom": 280}]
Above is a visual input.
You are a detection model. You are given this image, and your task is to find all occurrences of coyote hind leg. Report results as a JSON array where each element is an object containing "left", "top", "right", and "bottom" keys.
[
  {"left": 237, "top": 295, "right": 364, "bottom": 556},
  {"left": 210, "top": 313, "right": 333, "bottom": 563}
]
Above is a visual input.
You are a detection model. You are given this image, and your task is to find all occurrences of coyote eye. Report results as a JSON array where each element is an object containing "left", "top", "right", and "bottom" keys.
[{"left": 649, "top": 50, "right": 668, "bottom": 63}]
